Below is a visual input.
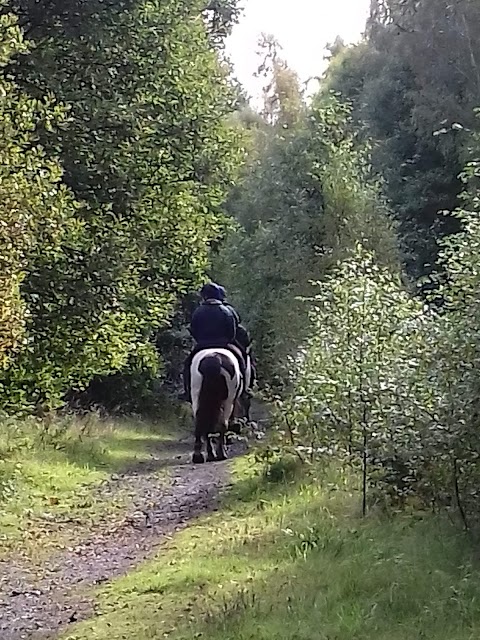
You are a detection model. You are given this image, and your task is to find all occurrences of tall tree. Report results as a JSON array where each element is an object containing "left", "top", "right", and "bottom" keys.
[
  {"left": 323, "top": 0, "right": 480, "bottom": 277},
  {"left": 216, "top": 95, "right": 399, "bottom": 382},
  {"left": 0, "top": 13, "right": 77, "bottom": 376},
  {"left": 0, "top": 0, "right": 245, "bottom": 411},
  {"left": 255, "top": 33, "right": 305, "bottom": 129}
]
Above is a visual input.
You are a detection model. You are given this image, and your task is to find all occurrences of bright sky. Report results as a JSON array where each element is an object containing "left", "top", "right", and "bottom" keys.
[{"left": 226, "top": 0, "right": 370, "bottom": 102}]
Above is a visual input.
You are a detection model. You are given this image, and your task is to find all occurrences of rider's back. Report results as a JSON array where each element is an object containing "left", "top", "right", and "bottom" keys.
[{"left": 190, "top": 300, "right": 235, "bottom": 346}]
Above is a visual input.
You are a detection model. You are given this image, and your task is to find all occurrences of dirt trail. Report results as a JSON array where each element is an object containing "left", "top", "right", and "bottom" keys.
[{"left": 0, "top": 405, "right": 268, "bottom": 640}]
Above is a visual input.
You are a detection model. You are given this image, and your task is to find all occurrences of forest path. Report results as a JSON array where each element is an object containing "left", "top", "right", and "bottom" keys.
[{"left": 0, "top": 402, "right": 268, "bottom": 640}]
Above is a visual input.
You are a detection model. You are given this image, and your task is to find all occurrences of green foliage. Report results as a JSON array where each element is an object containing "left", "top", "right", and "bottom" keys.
[
  {"left": 0, "top": 14, "right": 77, "bottom": 373},
  {"left": 216, "top": 94, "right": 399, "bottom": 383},
  {"left": 275, "top": 246, "right": 433, "bottom": 506},
  {"left": 255, "top": 34, "right": 305, "bottom": 128},
  {"left": 254, "top": 447, "right": 304, "bottom": 484},
  {"left": 216, "top": 4, "right": 480, "bottom": 529},
  {"left": 275, "top": 136, "right": 480, "bottom": 526},
  {"left": 323, "top": 0, "right": 480, "bottom": 276},
  {"left": 0, "top": 0, "right": 244, "bottom": 412}
]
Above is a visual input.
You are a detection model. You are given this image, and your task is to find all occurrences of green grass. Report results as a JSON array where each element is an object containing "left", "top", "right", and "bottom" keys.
[
  {"left": 61, "top": 458, "right": 480, "bottom": 640},
  {"left": 0, "top": 406, "right": 189, "bottom": 556}
]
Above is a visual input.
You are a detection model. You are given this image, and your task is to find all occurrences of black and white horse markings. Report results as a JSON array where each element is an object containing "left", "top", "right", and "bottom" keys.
[{"left": 190, "top": 348, "right": 244, "bottom": 464}]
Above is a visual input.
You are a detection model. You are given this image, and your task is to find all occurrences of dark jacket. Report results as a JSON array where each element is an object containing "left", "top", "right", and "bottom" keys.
[
  {"left": 235, "top": 324, "right": 251, "bottom": 350},
  {"left": 190, "top": 299, "right": 236, "bottom": 346},
  {"left": 224, "top": 302, "right": 240, "bottom": 324},
  {"left": 224, "top": 303, "right": 251, "bottom": 349}
]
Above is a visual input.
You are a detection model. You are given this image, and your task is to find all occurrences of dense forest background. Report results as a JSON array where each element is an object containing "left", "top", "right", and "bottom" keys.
[
  {"left": 219, "top": 0, "right": 480, "bottom": 380},
  {"left": 1, "top": 0, "right": 480, "bottom": 523},
  {"left": 218, "top": 0, "right": 480, "bottom": 526}
]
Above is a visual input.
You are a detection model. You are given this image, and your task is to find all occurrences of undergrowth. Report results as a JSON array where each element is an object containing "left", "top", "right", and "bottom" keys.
[{"left": 63, "top": 455, "right": 480, "bottom": 640}]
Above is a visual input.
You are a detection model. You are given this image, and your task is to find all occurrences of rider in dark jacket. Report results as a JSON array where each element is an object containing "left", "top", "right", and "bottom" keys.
[
  {"left": 179, "top": 282, "right": 239, "bottom": 402},
  {"left": 190, "top": 286, "right": 236, "bottom": 345}
]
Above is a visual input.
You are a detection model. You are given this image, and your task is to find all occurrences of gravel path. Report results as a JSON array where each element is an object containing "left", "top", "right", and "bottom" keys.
[{"left": 0, "top": 435, "right": 247, "bottom": 640}]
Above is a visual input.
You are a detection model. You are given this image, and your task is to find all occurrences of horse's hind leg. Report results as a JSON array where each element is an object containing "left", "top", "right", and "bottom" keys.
[
  {"left": 244, "top": 393, "right": 252, "bottom": 423},
  {"left": 192, "top": 431, "right": 205, "bottom": 464},
  {"left": 215, "top": 430, "right": 227, "bottom": 461},
  {"left": 206, "top": 435, "right": 216, "bottom": 463}
]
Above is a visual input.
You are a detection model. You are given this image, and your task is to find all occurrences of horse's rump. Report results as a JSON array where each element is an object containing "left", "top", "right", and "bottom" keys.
[
  {"left": 191, "top": 349, "right": 241, "bottom": 399},
  {"left": 192, "top": 349, "right": 241, "bottom": 437},
  {"left": 198, "top": 354, "right": 228, "bottom": 404}
]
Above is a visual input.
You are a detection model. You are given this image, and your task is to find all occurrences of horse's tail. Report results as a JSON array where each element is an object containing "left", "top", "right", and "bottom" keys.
[
  {"left": 199, "top": 354, "right": 222, "bottom": 379},
  {"left": 196, "top": 355, "right": 228, "bottom": 436}
]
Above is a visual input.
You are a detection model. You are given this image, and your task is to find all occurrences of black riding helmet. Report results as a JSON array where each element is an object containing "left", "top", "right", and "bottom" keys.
[{"left": 200, "top": 282, "right": 223, "bottom": 301}]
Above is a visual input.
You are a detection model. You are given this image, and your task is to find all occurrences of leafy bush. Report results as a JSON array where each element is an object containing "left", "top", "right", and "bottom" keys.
[
  {"left": 0, "top": 14, "right": 77, "bottom": 376},
  {"left": 276, "top": 140, "right": 480, "bottom": 527},
  {"left": 275, "top": 247, "right": 430, "bottom": 504}
]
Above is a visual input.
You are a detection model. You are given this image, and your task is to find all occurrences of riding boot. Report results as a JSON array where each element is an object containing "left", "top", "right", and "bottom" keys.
[
  {"left": 249, "top": 359, "right": 257, "bottom": 392},
  {"left": 178, "top": 355, "right": 193, "bottom": 402}
]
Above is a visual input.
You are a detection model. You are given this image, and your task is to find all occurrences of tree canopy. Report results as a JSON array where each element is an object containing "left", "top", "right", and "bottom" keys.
[
  {"left": 322, "top": 0, "right": 480, "bottom": 277},
  {"left": 0, "top": 0, "right": 244, "bottom": 411}
]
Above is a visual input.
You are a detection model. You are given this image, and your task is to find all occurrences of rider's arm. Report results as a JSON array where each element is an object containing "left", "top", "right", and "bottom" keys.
[
  {"left": 224, "top": 309, "right": 236, "bottom": 343},
  {"left": 227, "top": 303, "right": 241, "bottom": 324},
  {"left": 190, "top": 309, "right": 201, "bottom": 342}
]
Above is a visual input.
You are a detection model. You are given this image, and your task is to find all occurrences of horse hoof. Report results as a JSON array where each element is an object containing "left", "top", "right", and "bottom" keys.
[
  {"left": 230, "top": 423, "right": 241, "bottom": 435},
  {"left": 207, "top": 454, "right": 216, "bottom": 463},
  {"left": 192, "top": 452, "right": 205, "bottom": 464},
  {"left": 216, "top": 452, "right": 227, "bottom": 462}
]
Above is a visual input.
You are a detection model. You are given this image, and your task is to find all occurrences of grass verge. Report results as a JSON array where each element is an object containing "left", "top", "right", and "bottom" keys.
[
  {"left": 0, "top": 405, "right": 189, "bottom": 557},
  {"left": 61, "top": 456, "right": 480, "bottom": 640}
]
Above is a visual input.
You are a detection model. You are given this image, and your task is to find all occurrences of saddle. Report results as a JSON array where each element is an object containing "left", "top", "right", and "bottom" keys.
[
  {"left": 226, "top": 343, "right": 254, "bottom": 398},
  {"left": 226, "top": 343, "right": 247, "bottom": 371}
]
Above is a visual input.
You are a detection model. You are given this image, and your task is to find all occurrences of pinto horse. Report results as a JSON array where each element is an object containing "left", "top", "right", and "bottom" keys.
[{"left": 190, "top": 348, "right": 243, "bottom": 464}]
